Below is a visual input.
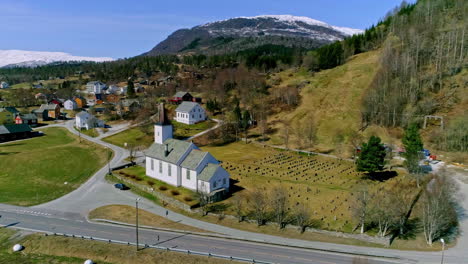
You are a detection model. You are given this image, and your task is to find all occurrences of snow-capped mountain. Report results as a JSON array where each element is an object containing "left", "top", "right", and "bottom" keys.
[
  {"left": 145, "top": 15, "right": 363, "bottom": 55},
  {"left": 0, "top": 50, "right": 114, "bottom": 68}
]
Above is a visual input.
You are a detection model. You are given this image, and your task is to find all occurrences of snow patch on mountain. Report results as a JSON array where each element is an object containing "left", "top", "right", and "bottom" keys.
[
  {"left": 201, "top": 14, "right": 363, "bottom": 38},
  {"left": 0, "top": 50, "right": 114, "bottom": 68}
]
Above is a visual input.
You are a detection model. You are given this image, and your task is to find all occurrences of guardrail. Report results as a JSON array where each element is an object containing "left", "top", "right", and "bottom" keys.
[{"left": 47, "top": 232, "right": 274, "bottom": 264}]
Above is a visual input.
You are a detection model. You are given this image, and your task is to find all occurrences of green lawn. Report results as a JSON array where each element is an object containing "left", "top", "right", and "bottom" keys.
[
  {"left": 102, "top": 120, "right": 216, "bottom": 148},
  {"left": 0, "top": 127, "right": 108, "bottom": 206},
  {"left": 75, "top": 127, "right": 99, "bottom": 138}
]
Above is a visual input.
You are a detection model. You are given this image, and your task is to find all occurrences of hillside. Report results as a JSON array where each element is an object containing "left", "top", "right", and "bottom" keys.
[
  {"left": 144, "top": 15, "right": 363, "bottom": 55},
  {"left": 265, "top": 50, "right": 382, "bottom": 155}
]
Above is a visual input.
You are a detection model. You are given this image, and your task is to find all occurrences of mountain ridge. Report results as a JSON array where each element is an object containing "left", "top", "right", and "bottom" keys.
[
  {"left": 145, "top": 15, "right": 363, "bottom": 56},
  {"left": 0, "top": 50, "right": 114, "bottom": 68}
]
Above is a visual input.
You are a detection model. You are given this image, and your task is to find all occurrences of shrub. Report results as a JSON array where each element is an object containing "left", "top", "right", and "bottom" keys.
[
  {"left": 159, "top": 186, "right": 168, "bottom": 191},
  {"left": 183, "top": 196, "right": 193, "bottom": 202},
  {"left": 171, "top": 190, "right": 180, "bottom": 196},
  {"left": 129, "top": 175, "right": 136, "bottom": 179},
  {"left": 147, "top": 180, "right": 155, "bottom": 186},
  {"left": 135, "top": 176, "right": 143, "bottom": 181}
]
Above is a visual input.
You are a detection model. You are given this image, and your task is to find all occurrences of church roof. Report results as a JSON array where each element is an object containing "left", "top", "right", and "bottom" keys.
[
  {"left": 180, "top": 149, "right": 208, "bottom": 170},
  {"left": 145, "top": 138, "right": 195, "bottom": 164},
  {"left": 198, "top": 163, "right": 221, "bottom": 182}
]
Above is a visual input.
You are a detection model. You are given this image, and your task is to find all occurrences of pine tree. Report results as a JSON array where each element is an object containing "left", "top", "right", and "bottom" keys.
[
  {"left": 357, "top": 136, "right": 386, "bottom": 174},
  {"left": 127, "top": 80, "right": 136, "bottom": 98},
  {"left": 402, "top": 123, "right": 424, "bottom": 186}
]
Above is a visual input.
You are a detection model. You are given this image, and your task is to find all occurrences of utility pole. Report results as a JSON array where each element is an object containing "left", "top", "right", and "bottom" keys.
[{"left": 135, "top": 197, "right": 141, "bottom": 251}]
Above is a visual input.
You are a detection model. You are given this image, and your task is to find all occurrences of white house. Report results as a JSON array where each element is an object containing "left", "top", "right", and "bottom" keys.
[
  {"left": 75, "top": 111, "right": 104, "bottom": 130},
  {"left": 64, "top": 99, "right": 78, "bottom": 110},
  {"left": 145, "top": 104, "right": 229, "bottom": 196},
  {"left": 106, "top": 85, "right": 119, "bottom": 94},
  {"left": 86, "top": 81, "right": 106, "bottom": 94},
  {"left": 175, "top": 102, "right": 206, "bottom": 125},
  {"left": 0, "top": 82, "right": 9, "bottom": 89}
]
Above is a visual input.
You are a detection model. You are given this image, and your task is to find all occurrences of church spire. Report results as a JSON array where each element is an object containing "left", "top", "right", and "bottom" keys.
[{"left": 157, "top": 103, "right": 171, "bottom": 125}]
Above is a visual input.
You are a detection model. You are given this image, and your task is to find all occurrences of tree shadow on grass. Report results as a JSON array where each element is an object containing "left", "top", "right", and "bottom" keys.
[
  {"left": 392, "top": 218, "right": 420, "bottom": 241},
  {"left": 364, "top": 171, "right": 398, "bottom": 182},
  {"left": 0, "top": 152, "right": 19, "bottom": 155}
]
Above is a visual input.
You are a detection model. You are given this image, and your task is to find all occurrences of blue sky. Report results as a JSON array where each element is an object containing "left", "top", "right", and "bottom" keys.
[{"left": 0, "top": 0, "right": 411, "bottom": 58}]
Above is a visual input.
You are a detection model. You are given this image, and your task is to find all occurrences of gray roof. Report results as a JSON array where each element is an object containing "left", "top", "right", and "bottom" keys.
[
  {"left": 20, "top": 113, "right": 37, "bottom": 120},
  {"left": 175, "top": 101, "right": 199, "bottom": 113},
  {"left": 120, "top": 99, "right": 140, "bottom": 107},
  {"left": 198, "top": 163, "right": 221, "bottom": 182},
  {"left": 0, "top": 107, "right": 19, "bottom": 114},
  {"left": 180, "top": 150, "right": 208, "bottom": 170},
  {"left": 0, "top": 124, "right": 32, "bottom": 135},
  {"left": 145, "top": 138, "right": 195, "bottom": 164},
  {"left": 38, "top": 104, "right": 58, "bottom": 111},
  {"left": 174, "top": 91, "right": 189, "bottom": 98},
  {"left": 76, "top": 111, "right": 91, "bottom": 118},
  {"left": 87, "top": 81, "right": 104, "bottom": 85}
]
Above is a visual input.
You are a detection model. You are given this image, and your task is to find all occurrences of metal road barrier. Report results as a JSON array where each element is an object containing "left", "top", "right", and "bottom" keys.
[{"left": 49, "top": 232, "right": 274, "bottom": 264}]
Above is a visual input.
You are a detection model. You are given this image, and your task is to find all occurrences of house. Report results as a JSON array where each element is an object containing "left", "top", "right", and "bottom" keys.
[
  {"left": 15, "top": 114, "right": 38, "bottom": 126},
  {"left": 0, "top": 124, "right": 33, "bottom": 142},
  {"left": 34, "top": 104, "right": 60, "bottom": 120},
  {"left": 106, "top": 85, "right": 119, "bottom": 95},
  {"left": 0, "top": 107, "right": 19, "bottom": 124},
  {"left": 175, "top": 102, "right": 206, "bottom": 125},
  {"left": 117, "top": 86, "right": 127, "bottom": 95},
  {"left": 157, "top": 76, "right": 174, "bottom": 86},
  {"left": 116, "top": 99, "right": 140, "bottom": 115},
  {"left": 0, "top": 82, "right": 9, "bottom": 89},
  {"left": 170, "top": 91, "right": 193, "bottom": 104},
  {"left": 74, "top": 97, "right": 86, "bottom": 108},
  {"left": 49, "top": 99, "right": 63, "bottom": 106},
  {"left": 75, "top": 111, "right": 104, "bottom": 130},
  {"left": 64, "top": 99, "right": 78, "bottom": 110},
  {"left": 86, "top": 81, "right": 106, "bottom": 94},
  {"left": 145, "top": 104, "right": 229, "bottom": 197}
]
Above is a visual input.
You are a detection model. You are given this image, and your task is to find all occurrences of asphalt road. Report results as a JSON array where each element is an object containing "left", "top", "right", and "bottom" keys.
[{"left": 0, "top": 209, "right": 401, "bottom": 264}]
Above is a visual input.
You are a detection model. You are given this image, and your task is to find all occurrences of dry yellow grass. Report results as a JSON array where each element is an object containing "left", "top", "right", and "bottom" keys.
[
  {"left": 266, "top": 50, "right": 381, "bottom": 157},
  {"left": 201, "top": 141, "right": 410, "bottom": 233},
  {"left": 89, "top": 205, "right": 209, "bottom": 233},
  {"left": 14, "top": 232, "right": 237, "bottom": 264}
]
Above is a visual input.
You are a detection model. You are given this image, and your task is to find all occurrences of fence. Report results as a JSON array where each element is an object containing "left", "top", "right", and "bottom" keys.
[{"left": 47, "top": 232, "right": 273, "bottom": 264}]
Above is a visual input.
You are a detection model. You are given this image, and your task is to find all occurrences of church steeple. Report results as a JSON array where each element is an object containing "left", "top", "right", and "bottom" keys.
[{"left": 154, "top": 103, "right": 173, "bottom": 144}]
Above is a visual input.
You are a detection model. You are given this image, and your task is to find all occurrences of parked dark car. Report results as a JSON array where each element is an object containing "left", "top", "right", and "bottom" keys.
[{"left": 114, "top": 183, "right": 128, "bottom": 190}]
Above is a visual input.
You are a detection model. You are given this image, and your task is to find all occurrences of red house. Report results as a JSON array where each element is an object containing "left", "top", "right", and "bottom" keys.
[{"left": 170, "top": 91, "right": 201, "bottom": 104}]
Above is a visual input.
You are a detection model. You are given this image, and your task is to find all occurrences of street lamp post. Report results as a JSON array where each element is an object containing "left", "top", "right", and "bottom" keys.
[
  {"left": 135, "top": 197, "right": 141, "bottom": 251},
  {"left": 106, "top": 147, "right": 111, "bottom": 175},
  {"left": 440, "top": 238, "right": 445, "bottom": 264}
]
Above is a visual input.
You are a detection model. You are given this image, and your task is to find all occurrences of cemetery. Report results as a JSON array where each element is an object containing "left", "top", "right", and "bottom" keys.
[{"left": 202, "top": 142, "right": 406, "bottom": 233}]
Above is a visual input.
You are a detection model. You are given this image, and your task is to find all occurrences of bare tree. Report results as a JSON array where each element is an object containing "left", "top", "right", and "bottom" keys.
[
  {"left": 271, "top": 186, "right": 289, "bottom": 229},
  {"left": 352, "top": 186, "right": 371, "bottom": 234},
  {"left": 369, "top": 190, "right": 397, "bottom": 237},
  {"left": 293, "top": 203, "right": 311, "bottom": 233},
  {"left": 231, "top": 194, "right": 245, "bottom": 222},
  {"left": 421, "top": 173, "right": 458, "bottom": 246},
  {"left": 249, "top": 189, "right": 268, "bottom": 226}
]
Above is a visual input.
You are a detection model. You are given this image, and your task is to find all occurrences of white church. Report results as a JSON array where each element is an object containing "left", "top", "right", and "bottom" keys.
[{"left": 145, "top": 104, "right": 230, "bottom": 196}]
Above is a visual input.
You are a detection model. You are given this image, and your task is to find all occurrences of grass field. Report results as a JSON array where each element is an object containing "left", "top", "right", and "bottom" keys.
[
  {"left": 0, "top": 127, "right": 108, "bottom": 206},
  {"left": 114, "top": 166, "right": 198, "bottom": 207},
  {"left": 0, "top": 229, "right": 235, "bottom": 264},
  {"left": 102, "top": 120, "right": 216, "bottom": 148},
  {"left": 265, "top": 50, "right": 385, "bottom": 157},
  {"left": 89, "top": 205, "right": 208, "bottom": 233}
]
